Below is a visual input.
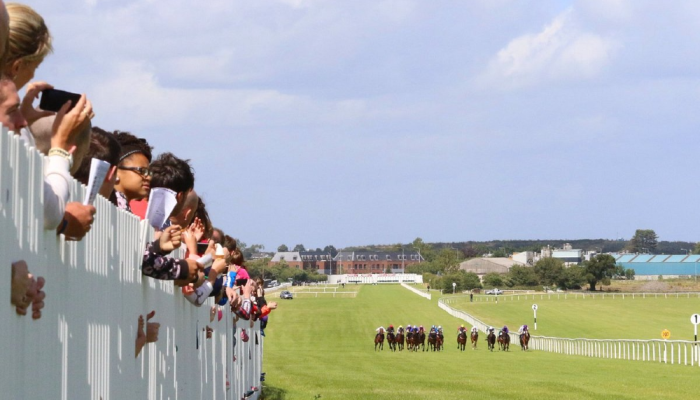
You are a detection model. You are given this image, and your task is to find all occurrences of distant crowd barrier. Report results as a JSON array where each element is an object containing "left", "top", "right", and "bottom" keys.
[
  {"left": 402, "top": 283, "right": 431, "bottom": 300},
  {"left": 438, "top": 296, "right": 700, "bottom": 368},
  {"left": 328, "top": 273, "right": 423, "bottom": 284},
  {"left": 0, "top": 131, "right": 262, "bottom": 399},
  {"left": 458, "top": 291, "right": 700, "bottom": 304}
]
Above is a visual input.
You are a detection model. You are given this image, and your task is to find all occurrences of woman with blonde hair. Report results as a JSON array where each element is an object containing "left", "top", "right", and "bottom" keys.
[{"left": 4, "top": 2, "right": 52, "bottom": 89}]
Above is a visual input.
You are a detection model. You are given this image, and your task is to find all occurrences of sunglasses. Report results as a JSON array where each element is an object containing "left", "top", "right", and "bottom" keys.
[{"left": 117, "top": 166, "right": 151, "bottom": 177}]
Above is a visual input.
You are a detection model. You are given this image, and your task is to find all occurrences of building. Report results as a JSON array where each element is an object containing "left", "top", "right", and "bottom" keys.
[
  {"left": 551, "top": 243, "right": 583, "bottom": 265},
  {"left": 269, "top": 250, "right": 337, "bottom": 274},
  {"left": 334, "top": 250, "right": 423, "bottom": 275},
  {"left": 614, "top": 254, "right": 700, "bottom": 280},
  {"left": 512, "top": 251, "right": 534, "bottom": 265},
  {"left": 459, "top": 257, "right": 526, "bottom": 280},
  {"left": 269, "top": 251, "right": 302, "bottom": 269}
]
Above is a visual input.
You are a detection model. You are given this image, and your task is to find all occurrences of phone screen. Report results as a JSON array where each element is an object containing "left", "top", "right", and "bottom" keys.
[{"left": 39, "top": 89, "right": 81, "bottom": 112}]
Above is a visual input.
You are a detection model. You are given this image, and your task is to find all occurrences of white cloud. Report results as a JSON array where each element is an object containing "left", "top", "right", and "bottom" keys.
[{"left": 478, "top": 9, "right": 617, "bottom": 89}]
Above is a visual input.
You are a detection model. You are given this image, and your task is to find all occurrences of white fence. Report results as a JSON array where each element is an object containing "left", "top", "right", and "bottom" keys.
[
  {"left": 328, "top": 273, "right": 423, "bottom": 284},
  {"left": 467, "top": 291, "right": 700, "bottom": 303},
  {"left": 401, "top": 283, "right": 431, "bottom": 300},
  {"left": 438, "top": 297, "right": 700, "bottom": 367},
  {"left": 0, "top": 129, "right": 262, "bottom": 399}
]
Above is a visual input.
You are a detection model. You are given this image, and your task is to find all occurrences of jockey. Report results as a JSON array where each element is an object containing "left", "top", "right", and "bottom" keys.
[
  {"left": 416, "top": 325, "right": 422, "bottom": 333},
  {"left": 437, "top": 326, "right": 443, "bottom": 334},
  {"left": 488, "top": 326, "right": 495, "bottom": 335},
  {"left": 458, "top": 324, "right": 466, "bottom": 335},
  {"left": 471, "top": 326, "right": 479, "bottom": 334},
  {"left": 398, "top": 325, "right": 403, "bottom": 333},
  {"left": 501, "top": 325, "right": 509, "bottom": 335},
  {"left": 376, "top": 326, "right": 385, "bottom": 334},
  {"left": 406, "top": 324, "right": 412, "bottom": 332},
  {"left": 518, "top": 324, "right": 529, "bottom": 337},
  {"left": 387, "top": 324, "right": 395, "bottom": 333}
]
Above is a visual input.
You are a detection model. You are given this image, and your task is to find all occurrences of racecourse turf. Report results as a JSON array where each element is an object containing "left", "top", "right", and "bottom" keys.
[
  {"left": 262, "top": 285, "right": 698, "bottom": 400},
  {"left": 448, "top": 293, "right": 700, "bottom": 340}
]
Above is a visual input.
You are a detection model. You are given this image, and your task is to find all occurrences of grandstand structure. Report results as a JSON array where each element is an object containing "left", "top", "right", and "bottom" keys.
[{"left": 613, "top": 254, "right": 700, "bottom": 280}]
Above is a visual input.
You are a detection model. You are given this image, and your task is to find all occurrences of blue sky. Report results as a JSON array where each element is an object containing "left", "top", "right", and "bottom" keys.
[{"left": 29, "top": 0, "right": 700, "bottom": 250}]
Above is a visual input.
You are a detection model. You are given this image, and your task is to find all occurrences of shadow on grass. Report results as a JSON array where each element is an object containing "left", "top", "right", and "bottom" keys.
[{"left": 261, "top": 384, "right": 287, "bottom": 400}]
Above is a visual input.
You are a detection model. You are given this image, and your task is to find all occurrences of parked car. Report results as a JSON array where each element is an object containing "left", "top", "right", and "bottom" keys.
[
  {"left": 280, "top": 291, "right": 293, "bottom": 300},
  {"left": 485, "top": 288, "right": 504, "bottom": 295}
]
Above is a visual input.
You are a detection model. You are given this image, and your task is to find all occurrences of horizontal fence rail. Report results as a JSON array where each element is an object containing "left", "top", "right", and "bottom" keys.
[
  {"left": 0, "top": 129, "right": 262, "bottom": 399},
  {"left": 438, "top": 297, "right": 700, "bottom": 368},
  {"left": 401, "top": 283, "right": 431, "bottom": 300},
  {"left": 461, "top": 292, "right": 700, "bottom": 303}
]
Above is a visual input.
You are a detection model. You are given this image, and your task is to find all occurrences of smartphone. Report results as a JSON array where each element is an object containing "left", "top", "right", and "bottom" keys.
[
  {"left": 196, "top": 242, "right": 209, "bottom": 255},
  {"left": 39, "top": 89, "right": 81, "bottom": 112}
]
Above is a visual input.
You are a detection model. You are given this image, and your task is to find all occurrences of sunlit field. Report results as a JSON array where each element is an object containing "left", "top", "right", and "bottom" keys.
[
  {"left": 448, "top": 292, "right": 700, "bottom": 340},
  {"left": 262, "top": 285, "right": 698, "bottom": 399}
]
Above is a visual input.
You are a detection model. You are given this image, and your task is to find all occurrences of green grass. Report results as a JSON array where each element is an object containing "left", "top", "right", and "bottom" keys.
[
  {"left": 263, "top": 285, "right": 698, "bottom": 400},
  {"left": 449, "top": 293, "right": 700, "bottom": 340}
]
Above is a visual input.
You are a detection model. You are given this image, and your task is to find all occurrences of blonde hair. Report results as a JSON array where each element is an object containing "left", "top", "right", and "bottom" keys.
[{"left": 5, "top": 3, "right": 52, "bottom": 65}]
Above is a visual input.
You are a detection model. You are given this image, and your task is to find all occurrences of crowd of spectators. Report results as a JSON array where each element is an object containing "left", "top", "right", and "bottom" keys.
[{"left": 1, "top": 1, "right": 276, "bottom": 362}]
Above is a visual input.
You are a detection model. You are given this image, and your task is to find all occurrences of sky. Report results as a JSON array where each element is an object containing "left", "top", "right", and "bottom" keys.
[{"left": 27, "top": 0, "right": 700, "bottom": 250}]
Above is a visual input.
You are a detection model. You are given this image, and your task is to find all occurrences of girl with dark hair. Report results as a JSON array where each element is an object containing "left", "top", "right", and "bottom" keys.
[{"left": 113, "top": 131, "right": 153, "bottom": 213}]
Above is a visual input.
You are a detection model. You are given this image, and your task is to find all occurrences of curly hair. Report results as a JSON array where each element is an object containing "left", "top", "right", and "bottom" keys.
[{"left": 114, "top": 131, "right": 153, "bottom": 163}]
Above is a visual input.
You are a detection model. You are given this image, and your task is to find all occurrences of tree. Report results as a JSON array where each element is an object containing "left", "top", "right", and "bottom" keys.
[
  {"left": 293, "top": 244, "right": 306, "bottom": 252},
  {"left": 323, "top": 245, "right": 339, "bottom": 257},
  {"left": 628, "top": 229, "right": 658, "bottom": 254},
  {"left": 507, "top": 265, "right": 539, "bottom": 287},
  {"left": 277, "top": 244, "right": 288, "bottom": 252},
  {"left": 583, "top": 254, "right": 617, "bottom": 291},
  {"left": 434, "top": 248, "right": 463, "bottom": 273},
  {"left": 482, "top": 272, "right": 504, "bottom": 288},
  {"left": 625, "top": 268, "right": 636, "bottom": 280},
  {"left": 461, "top": 245, "right": 479, "bottom": 259},
  {"left": 557, "top": 265, "right": 587, "bottom": 290},
  {"left": 533, "top": 257, "right": 565, "bottom": 286}
]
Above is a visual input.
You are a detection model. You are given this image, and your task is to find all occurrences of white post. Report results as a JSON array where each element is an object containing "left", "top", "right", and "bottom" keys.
[{"left": 532, "top": 304, "right": 538, "bottom": 330}]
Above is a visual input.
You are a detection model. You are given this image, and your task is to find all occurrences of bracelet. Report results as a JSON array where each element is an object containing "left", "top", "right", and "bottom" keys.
[
  {"left": 57, "top": 218, "right": 68, "bottom": 235},
  {"left": 48, "top": 148, "right": 74, "bottom": 169}
]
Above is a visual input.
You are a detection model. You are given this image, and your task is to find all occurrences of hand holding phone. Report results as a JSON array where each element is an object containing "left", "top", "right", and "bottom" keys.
[{"left": 39, "top": 89, "right": 81, "bottom": 112}]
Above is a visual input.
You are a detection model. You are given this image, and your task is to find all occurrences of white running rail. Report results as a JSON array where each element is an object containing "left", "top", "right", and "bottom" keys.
[
  {"left": 438, "top": 297, "right": 700, "bottom": 367},
  {"left": 0, "top": 129, "right": 262, "bottom": 399},
  {"left": 402, "top": 283, "right": 431, "bottom": 300}
]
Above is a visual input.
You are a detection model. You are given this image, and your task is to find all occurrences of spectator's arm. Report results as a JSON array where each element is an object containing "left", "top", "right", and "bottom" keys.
[
  {"left": 142, "top": 239, "right": 190, "bottom": 281},
  {"left": 57, "top": 202, "right": 96, "bottom": 240}
]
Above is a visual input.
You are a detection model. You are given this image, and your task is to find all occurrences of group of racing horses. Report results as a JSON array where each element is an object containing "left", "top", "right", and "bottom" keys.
[{"left": 375, "top": 326, "right": 530, "bottom": 352}]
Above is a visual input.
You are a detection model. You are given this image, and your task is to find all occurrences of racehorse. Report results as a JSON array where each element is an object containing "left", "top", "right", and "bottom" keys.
[
  {"left": 437, "top": 331, "right": 444, "bottom": 351},
  {"left": 471, "top": 330, "right": 479, "bottom": 350},
  {"left": 497, "top": 330, "right": 510, "bottom": 351},
  {"left": 387, "top": 330, "right": 396, "bottom": 352},
  {"left": 416, "top": 330, "right": 426, "bottom": 352},
  {"left": 374, "top": 329, "right": 385, "bottom": 351},
  {"left": 487, "top": 331, "right": 496, "bottom": 352},
  {"left": 405, "top": 330, "right": 414, "bottom": 351},
  {"left": 519, "top": 331, "right": 530, "bottom": 351},
  {"left": 396, "top": 330, "right": 405, "bottom": 351},
  {"left": 427, "top": 330, "right": 438, "bottom": 352},
  {"left": 457, "top": 331, "right": 467, "bottom": 351}
]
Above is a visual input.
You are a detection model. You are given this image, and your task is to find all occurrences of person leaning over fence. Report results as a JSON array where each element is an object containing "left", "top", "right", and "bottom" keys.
[
  {"left": 72, "top": 127, "right": 121, "bottom": 205},
  {"left": 0, "top": 75, "right": 93, "bottom": 230},
  {"left": 141, "top": 152, "right": 203, "bottom": 285},
  {"left": 113, "top": 131, "right": 152, "bottom": 213},
  {"left": 3, "top": 3, "right": 52, "bottom": 91},
  {"left": 30, "top": 115, "right": 95, "bottom": 240}
]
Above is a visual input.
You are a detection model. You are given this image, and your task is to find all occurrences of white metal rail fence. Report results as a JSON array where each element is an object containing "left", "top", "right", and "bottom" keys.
[
  {"left": 401, "top": 283, "right": 431, "bottom": 300},
  {"left": 439, "top": 296, "right": 700, "bottom": 367},
  {"left": 0, "top": 129, "right": 262, "bottom": 399}
]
